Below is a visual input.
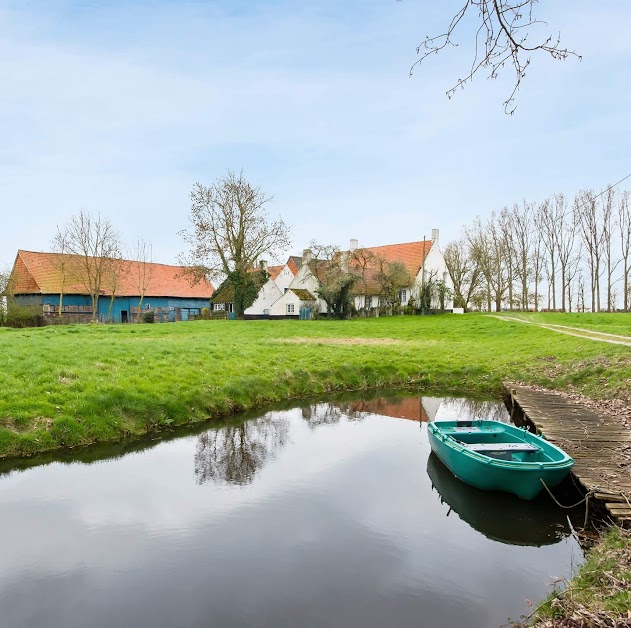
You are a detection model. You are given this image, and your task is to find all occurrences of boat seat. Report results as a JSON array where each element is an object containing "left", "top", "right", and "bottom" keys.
[
  {"left": 464, "top": 442, "right": 540, "bottom": 453},
  {"left": 448, "top": 427, "right": 496, "bottom": 435}
]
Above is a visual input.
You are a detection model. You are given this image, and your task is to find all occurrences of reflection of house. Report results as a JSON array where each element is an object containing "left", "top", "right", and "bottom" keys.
[
  {"left": 347, "top": 396, "right": 443, "bottom": 422},
  {"left": 9, "top": 250, "right": 214, "bottom": 323}
]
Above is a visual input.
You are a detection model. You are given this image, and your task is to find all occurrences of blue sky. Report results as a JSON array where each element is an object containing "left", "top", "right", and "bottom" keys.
[{"left": 2, "top": 1, "right": 631, "bottom": 269}]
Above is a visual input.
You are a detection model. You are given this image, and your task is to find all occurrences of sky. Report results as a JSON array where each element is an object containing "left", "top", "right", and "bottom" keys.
[{"left": 2, "top": 0, "right": 631, "bottom": 271}]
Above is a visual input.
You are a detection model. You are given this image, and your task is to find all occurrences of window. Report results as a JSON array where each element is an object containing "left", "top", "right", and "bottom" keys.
[
  {"left": 287, "top": 303, "right": 295, "bottom": 314},
  {"left": 145, "top": 303, "right": 151, "bottom": 310},
  {"left": 284, "top": 287, "right": 289, "bottom": 293},
  {"left": 400, "top": 290, "right": 407, "bottom": 303},
  {"left": 365, "top": 296, "right": 372, "bottom": 309}
]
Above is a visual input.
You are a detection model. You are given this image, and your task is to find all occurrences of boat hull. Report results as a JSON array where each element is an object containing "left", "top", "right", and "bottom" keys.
[{"left": 427, "top": 420, "right": 574, "bottom": 500}]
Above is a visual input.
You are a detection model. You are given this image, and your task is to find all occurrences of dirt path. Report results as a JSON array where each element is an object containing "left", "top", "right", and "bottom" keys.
[{"left": 491, "top": 315, "right": 631, "bottom": 347}]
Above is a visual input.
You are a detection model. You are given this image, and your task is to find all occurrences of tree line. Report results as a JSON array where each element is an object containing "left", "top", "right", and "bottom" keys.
[{"left": 444, "top": 187, "right": 631, "bottom": 312}]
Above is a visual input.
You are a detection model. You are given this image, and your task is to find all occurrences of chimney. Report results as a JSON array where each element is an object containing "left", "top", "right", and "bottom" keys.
[
  {"left": 259, "top": 259, "right": 268, "bottom": 270},
  {"left": 302, "top": 248, "right": 313, "bottom": 264},
  {"left": 431, "top": 228, "right": 439, "bottom": 245},
  {"left": 350, "top": 239, "right": 358, "bottom": 253}
]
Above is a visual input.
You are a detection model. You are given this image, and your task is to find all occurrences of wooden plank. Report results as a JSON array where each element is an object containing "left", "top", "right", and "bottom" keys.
[{"left": 504, "top": 382, "right": 631, "bottom": 525}]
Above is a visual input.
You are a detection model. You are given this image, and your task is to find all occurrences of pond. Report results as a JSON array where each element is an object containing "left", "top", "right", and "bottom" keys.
[{"left": 0, "top": 394, "right": 584, "bottom": 628}]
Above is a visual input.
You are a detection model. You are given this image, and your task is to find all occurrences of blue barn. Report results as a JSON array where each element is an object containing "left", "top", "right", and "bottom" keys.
[{"left": 9, "top": 250, "right": 214, "bottom": 323}]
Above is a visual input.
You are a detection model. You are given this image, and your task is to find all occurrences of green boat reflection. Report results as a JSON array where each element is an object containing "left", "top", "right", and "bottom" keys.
[{"left": 426, "top": 452, "right": 574, "bottom": 547}]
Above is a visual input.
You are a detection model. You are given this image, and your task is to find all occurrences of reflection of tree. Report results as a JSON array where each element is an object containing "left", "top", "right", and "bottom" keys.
[
  {"left": 194, "top": 415, "right": 289, "bottom": 486},
  {"left": 301, "top": 403, "right": 345, "bottom": 428},
  {"left": 442, "top": 398, "right": 508, "bottom": 422}
]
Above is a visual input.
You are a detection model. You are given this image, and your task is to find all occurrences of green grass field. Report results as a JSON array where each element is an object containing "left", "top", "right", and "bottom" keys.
[{"left": 1, "top": 313, "right": 630, "bottom": 458}]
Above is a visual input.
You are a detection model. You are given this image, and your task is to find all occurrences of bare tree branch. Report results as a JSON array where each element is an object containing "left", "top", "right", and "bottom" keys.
[{"left": 407, "top": 0, "right": 581, "bottom": 113}]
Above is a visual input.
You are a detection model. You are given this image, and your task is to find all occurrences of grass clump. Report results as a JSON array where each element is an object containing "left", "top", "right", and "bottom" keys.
[{"left": 525, "top": 527, "right": 631, "bottom": 627}]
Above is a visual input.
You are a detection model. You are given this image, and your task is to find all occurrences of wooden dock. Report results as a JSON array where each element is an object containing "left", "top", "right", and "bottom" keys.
[{"left": 503, "top": 382, "right": 631, "bottom": 524}]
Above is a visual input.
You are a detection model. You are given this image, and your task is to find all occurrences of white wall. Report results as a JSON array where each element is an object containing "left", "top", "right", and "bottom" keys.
[
  {"left": 270, "top": 290, "right": 301, "bottom": 317},
  {"left": 288, "top": 265, "right": 328, "bottom": 313},
  {"left": 274, "top": 265, "right": 295, "bottom": 293},
  {"left": 244, "top": 278, "right": 282, "bottom": 316},
  {"left": 412, "top": 242, "right": 454, "bottom": 309}
]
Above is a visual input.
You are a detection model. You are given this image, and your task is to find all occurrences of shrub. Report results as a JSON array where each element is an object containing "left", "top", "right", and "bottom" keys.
[
  {"left": 142, "top": 310, "right": 155, "bottom": 323},
  {"left": 3, "top": 306, "right": 44, "bottom": 328}
]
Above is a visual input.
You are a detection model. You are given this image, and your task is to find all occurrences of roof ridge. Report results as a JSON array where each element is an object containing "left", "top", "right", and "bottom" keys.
[{"left": 18, "top": 250, "right": 191, "bottom": 271}]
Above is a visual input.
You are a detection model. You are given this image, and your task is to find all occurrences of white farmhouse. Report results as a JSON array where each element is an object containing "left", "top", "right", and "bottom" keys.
[
  {"left": 350, "top": 229, "right": 452, "bottom": 312},
  {"left": 242, "top": 257, "right": 302, "bottom": 318}
]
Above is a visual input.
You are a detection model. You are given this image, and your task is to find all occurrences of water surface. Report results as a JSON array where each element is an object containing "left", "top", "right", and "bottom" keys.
[{"left": 0, "top": 395, "right": 583, "bottom": 628}]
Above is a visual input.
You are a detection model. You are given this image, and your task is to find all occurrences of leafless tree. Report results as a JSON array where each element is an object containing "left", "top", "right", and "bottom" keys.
[
  {"left": 499, "top": 207, "right": 517, "bottom": 309},
  {"left": 105, "top": 253, "right": 126, "bottom": 323},
  {"left": 443, "top": 236, "right": 481, "bottom": 311},
  {"left": 351, "top": 247, "right": 376, "bottom": 313},
  {"left": 56, "top": 210, "right": 121, "bottom": 321},
  {"left": 375, "top": 258, "right": 412, "bottom": 312},
  {"left": 51, "top": 229, "right": 70, "bottom": 319},
  {"left": 575, "top": 189, "right": 604, "bottom": 312},
  {"left": 551, "top": 193, "right": 577, "bottom": 313},
  {"left": 599, "top": 187, "right": 619, "bottom": 312},
  {"left": 507, "top": 202, "right": 532, "bottom": 310},
  {"left": 408, "top": 0, "right": 580, "bottom": 113},
  {"left": 618, "top": 191, "right": 631, "bottom": 310},
  {"left": 130, "top": 237, "right": 154, "bottom": 319},
  {"left": 467, "top": 214, "right": 508, "bottom": 312},
  {"left": 537, "top": 197, "right": 561, "bottom": 311},
  {"left": 180, "top": 170, "right": 291, "bottom": 318},
  {"left": 308, "top": 242, "right": 358, "bottom": 318},
  {"left": 530, "top": 203, "right": 546, "bottom": 310}
]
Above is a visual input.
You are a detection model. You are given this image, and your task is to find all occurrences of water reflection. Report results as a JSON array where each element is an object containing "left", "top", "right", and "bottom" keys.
[
  {"left": 192, "top": 395, "right": 510, "bottom": 488},
  {"left": 195, "top": 415, "right": 290, "bottom": 485},
  {"left": 427, "top": 453, "right": 575, "bottom": 547},
  {"left": 0, "top": 393, "right": 584, "bottom": 628}
]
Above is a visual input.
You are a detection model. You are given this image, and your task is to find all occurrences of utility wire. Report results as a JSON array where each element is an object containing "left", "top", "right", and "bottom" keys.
[{"left": 551, "top": 170, "right": 631, "bottom": 224}]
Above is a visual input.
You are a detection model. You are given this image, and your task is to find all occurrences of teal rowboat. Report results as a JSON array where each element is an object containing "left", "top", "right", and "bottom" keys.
[{"left": 427, "top": 420, "right": 574, "bottom": 500}]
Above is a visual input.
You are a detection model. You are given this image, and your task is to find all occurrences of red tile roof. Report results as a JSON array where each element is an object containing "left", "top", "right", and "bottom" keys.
[
  {"left": 266, "top": 265, "right": 284, "bottom": 281},
  {"left": 12, "top": 250, "right": 214, "bottom": 298},
  {"left": 287, "top": 257, "right": 301, "bottom": 276},
  {"left": 350, "top": 240, "right": 433, "bottom": 295}
]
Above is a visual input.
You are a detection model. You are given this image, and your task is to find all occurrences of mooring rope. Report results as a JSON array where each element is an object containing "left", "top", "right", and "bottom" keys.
[{"left": 539, "top": 478, "right": 597, "bottom": 528}]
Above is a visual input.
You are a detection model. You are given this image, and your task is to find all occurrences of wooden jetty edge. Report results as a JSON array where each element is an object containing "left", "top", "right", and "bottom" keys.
[{"left": 503, "top": 382, "right": 631, "bottom": 524}]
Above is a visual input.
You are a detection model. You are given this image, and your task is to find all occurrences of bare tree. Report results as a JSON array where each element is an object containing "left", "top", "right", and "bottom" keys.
[
  {"left": 105, "top": 253, "right": 126, "bottom": 323},
  {"left": 351, "top": 247, "right": 376, "bottom": 313},
  {"left": 409, "top": 0, "right": 580, "bottom": 113},
  {"left": 57, "top": 210, "right": 121, "bottom": 322},
  {"left": 550, "top": 193, "right": 578, "bottom": 313},
  {"left": 180, "top": 171, "right": 291, "bottom": 318},
  {"left": 443, "top": 236, "right": 481, "bottom": 311},
  {"left": 375, "top": 258, "right": 412, "bottom": 313},
  {"left": 537, "top": 197, "right": 561, "bottom": 311},
  {"left": 575, "top": 189, "right": 604, "bottom": 312},
  {"left": 130, "top": 237, "right": 154, "bottom": 319},
  {"left": 51, "top": 229, "right": 70, "bottom": 319},
  {"left": 467, "top": 214, "right": 508, "bottom": 312},
  {"left": 600, "top": 187, "right": 619, "bottom": 312},
  {"left": 618, "top": 191, "right": 631, "bottom": 310},
  {"left": 308, "top": 242, "right": 358, "bottom": 319}
]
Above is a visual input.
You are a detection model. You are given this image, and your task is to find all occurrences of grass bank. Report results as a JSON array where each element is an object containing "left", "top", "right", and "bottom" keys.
[
  {"left": 1, "top": 313, "right": 631, "bottom": 458},
  {"left": 526, "top": 527, "right": 631, "bottom": 627}
]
